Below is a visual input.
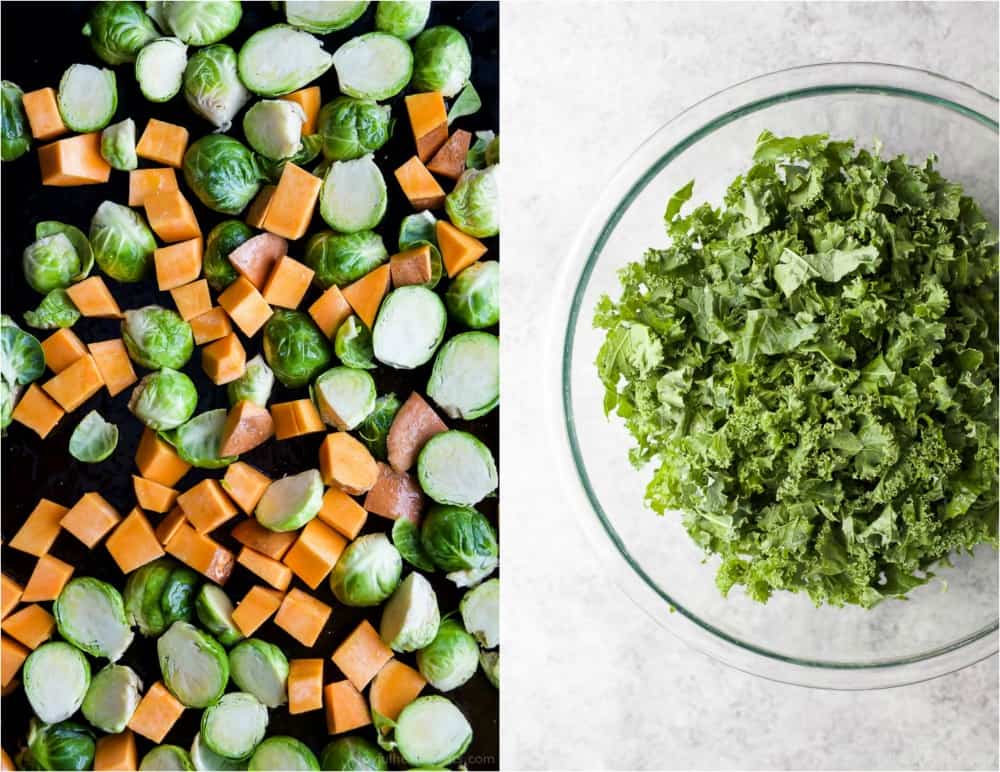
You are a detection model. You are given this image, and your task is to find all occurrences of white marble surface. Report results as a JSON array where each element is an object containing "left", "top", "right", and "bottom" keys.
[{"left": 500, "top": 2, "right": 999, "bottom": 769}]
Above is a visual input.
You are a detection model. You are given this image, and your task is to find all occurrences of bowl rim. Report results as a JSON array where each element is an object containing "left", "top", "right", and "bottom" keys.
[{"left": 548, "top": 61, "right": 999, "bottom": 690}]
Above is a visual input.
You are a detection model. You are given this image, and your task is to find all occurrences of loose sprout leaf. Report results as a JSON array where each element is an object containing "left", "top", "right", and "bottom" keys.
[
  {"left": 398, "top": 211, "right": 438, "bottom": 251},
  {"left": 334, "top": 316, "right": 378, "bottom": 370},
  {"left": 24, "top": 289, "right": 81, "bottom": 330},
  {"left": 663, "top": 179, "right": 694, "bottom": 222},
  {"left": 2, "top": 80, "right": 31, "bottom": 161},
  {"left": 0, "top": 315, "right": 45, "bottom": 387},
  {"left": 36, "top": 220, "right": 95, "bottom": 281},
  {"left": 465, "top": 130, "right": 495, "bottom": 170},
  {"left": 69, "top": 410, "right": 119, "bottom": 463},
  {"left": 392, "top": 516, "right": 435, "bottom": 572},
  {"left": 357, "top": 392, "right": 401, "bottom": 460},
  {"left": 447, "top": 82, "right": 481, "bottom": 124}
]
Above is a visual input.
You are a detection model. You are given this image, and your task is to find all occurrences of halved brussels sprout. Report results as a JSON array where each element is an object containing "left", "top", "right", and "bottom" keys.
[
  {"left": 23, "top": 643, "right": 92, "bottom": 724},
  {"left": 90, "top": 200, "right": 157, "bottom": 282},
  {"left": 183, "top": 44, "right": 250, "bottom": 131},
  {"left": 460, "top": 577, "right": 498, "bottom": 649},
  {"left": 140, "top": 745, "right": 195, "bottom": 771},
  {"left": 158, "top": 620, "right": 230, "bottom": 708},
  {"left": 391, "top": 516, "right": 435, "bottom": 572},
  {"left": 82, "top": 664, "right": 143, "bottom": 734},
  {"left": 54, "top": 577, "right": 134, "bottom": 661},
  {"left": 229, "top": 638, "right": 289, "bottom": 708},
  {"left": 24, "top": 289, "right": 81, "bottom": 330},
  {"left": 163, "top": 0, "right": 242, "bottom": 45},
  {"left": 204, "top": 220, "right": 252, "bottom": 291},
  {"left": 411, "top": 25, "right": 470, "bottom": 97},
  {"left": 122, "top": 305, "right": 194, "bottom": 369},
  {"left": 170, "top": 409, "right": 238, "bottom": 468},
  {"left": 313, "top": 366, "right": 376, "bottom": 431},
  {"left": 479, "top": 648, "right": 498, "bottom": 688},
  {"left": 256, "top": 133, "right": 323, "bottom": 181},
  {"left": 125, "top": 558, "right": 200, "bottom": 637},
  {"left": 421, "top": 504, "right": 497, "bottom": 587},
  {"left": 393, "top": 696, "right": 472, "bottom": 768},
  {"left": 255, "top": 469, "right": 323, "bottom": 532},
  {"left": 447, "top": 82, "right": 481, "bottom": 124},
  {"left": 3, "top": 81, "right": 31, "bottom": 161},
  {"left": 262, "top": 309, "right": 332, "bottom": 388},
  {"left": 238, "top": 24, "right": 333, "bottom": 97},
  {"left": 136, "top": 37, "right": 187, "bottom": 102},
  {"left": 416, "top": 618, "right": 478, "bottom": 691},
  {"left": 83, "top": 1, "right": 159, "bottom": 65},
  {"left": 191, "top": 732, "right": 246, "bottom": 772},
  {"left": 398, "top": 210, "right": 437, "bottom": 251},
  {"left": 201, "top": 692, "right": 269, "bottom": 760},
  {"left": 335, "top": 316, "right": 377, "bottom": 370},
  {"left": 319, "top": 155, "right": 387, "bottom": 233},
  {"left": 379, "top": 571, "right": 439, "bottom": 653},
  {"left": 20, "top": 719, "right": 96, "bottom": 772},
  {"left": 426, "top": 331, "right": 499, "bottom": 420},
  {"left": 195, "top": 584, "right": 244, "bottom": 647},
  {"left": 35, "top": 220, "right": 94, "bottom": 281},
  {"left": 445, "top": 261, "right": 499, "bottom": 329},
  {"left": 58, "top": 64, "right": 117, "bottom": 133},
  {"left": 129, "top": 369, "right": 199, "bottom": 431},
  {"left": 330, "top": 533, "right": 402, "bottom": 607},
  {"left": 23, "top": 233, "right": 80, "bottom": 293},
  {"left": 183, "top": 134, "right": 263, "bottom": 215},
  {"left": 372, "top": 286, "right": 446, "bottom": 369},
  {"left": 332, "top": 32, "right": 413, "bottom": 101},
  {"left": 320, "top": 736, "right": 387, "bottom": 771},
  {"left": 1, "top": 381, "right": 16, "bottom": 433},
  {"left": 243, "top": 99, "right": 306, "bottom": 160},
  {"left": 68, "top": 410, "right": 119, "bottom": 463},
  {"left": 1, "top": 315, "right": 44, "bottom": 390},
  {"left": 101, "top": 118, "right": 138, "bottom": 171},
  {"left": 446, "top": 166, "right": 498, "bottom": 238},
  {"left": 304, "top": 230, "right": 387, "bottom": 289},
  {"left": 228, "top": 354, "right": 275, "bottom": 407},
  {"left": 249, "top": 737, "right": 320, "bottom": 772},
  {"left": 357, "top": 392, "right": 400, "bottom": 460},
  {"left": 374, "top": 0, "right": 430, "bottom": 40},
  {"left": 286, "top": 1, "right": 368, "bottom": 33},
  {"left": 418, "top": 431, "right": 497, "bottom": 507},
  {"left": 317, "top": 96, "right": 392, "bottom": 162},
  {"left": 466, "top": 129, "right": 497, "bottom": 170}
]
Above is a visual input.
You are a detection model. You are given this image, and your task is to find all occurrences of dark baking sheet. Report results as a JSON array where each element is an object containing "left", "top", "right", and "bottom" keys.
[{"left": 0, "top": 2, "right": 498, "bottom": 768}]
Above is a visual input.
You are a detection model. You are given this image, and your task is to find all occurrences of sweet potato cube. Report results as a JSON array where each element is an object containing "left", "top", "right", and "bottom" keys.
[
  {"left": 38, "top": 133, "right": 111, "bottom": 186},
  {"left": 389, "top": 245, "right": 433, "bottom": 288},
  {"left": 222, "top": 462, "right": 272, "bottom": 515},
  {"left": 1, "top": 576, "right": 22, "bottom": 620},
  {"left": 170, "top": 279, "right": 212, "bottom": 321},
  {"left": 41, "top": 354, "right": 103, "bottom": 412},
  {"left": 437, "top": 220, "right": 487, "bottom": 277},
  {"left": 1, "top": 637, "right": 29, "bottom": 689},
  {"left": 106, "top": 508, "right": 165, "bottom": 573},
  {"left": 10, "top": 384, "right": 64, "bottom": 438},
  {"left": 21, "top": 554, "right": 74, "bottom": 603},
  {"left": 88, "top": 339, "right": 137, "bottom": 397},
  {"left": 275, "top": 588, "right": 331, "bottom": 647},
  {"left": 370, "top": 659, "right": 427, "bottom": 722},
  {"left": 281, "top": 87, "right": 321, "bottom": 135},
  {"left": 325, "top": 680, "right": 371, "bottom": 733},
  {"left": 202, "top": 333, "right": 246, "bottom": 385},
  {"left": 427, "top": 129, "right": 472, "bottom": 180},
  {"left": 387, "top": 392, "right": 448, "bottom": 472},
  {"left": 128, "top": 167, "right": 179, "bottom": 207},
  {"left": 262, "top": 163, "right": 322, "bottom": 241},
  {"left": 177, "top": 479, "right": 238, "bottom": 534},
  {"left": 66, "top": 276, "right": 121, "bottom": 317},
  {"left": 288, "top": 659, "right": 324, "bottom": 714},
  {"left": 230, "top": 519, "right": 295, "bottom": 561},
  {"left": 129, "top": 681, "right": 184, "bottom": 743},
  {"left": 228, "top": 233, "right": 288, "bottom": 289},
  {"left": 2, "top": 604, "right": 55, "bottom": 649},
  {"left": 231, "top": 585, "right": 284, "bottom": 637},
  {"left": 341, "top": 264, "right": 391, "bottom": 329},
  {"left": 331, "top": 620, "right": 392, "bottom": 691},
  {"left": 147, "top": 190, "right": 201, "bottom": 243},
  {"left": 9, "top": 499, "right": 67, "bottom": 557},
  {"left": 21, "top": 87, "right": 66, "bottom": 140},
  {"left": 395, "top": 156, "right": 446, "bottom": 210},
  {"left": 41, "top": 328, "right": 87, "bottom": 373},
  {"left": 308, "top": 285, "right": 352, "bottom": 339},
  {"left": 136, "top": 119, "right": 189, "bottom": 168},
  {"left": 271, "top": 399, "right": 324, "bottom": 440},
  {"left": 238, "top": 547, "right": 293, "bottom": 591},
  {"left": 319, "top": 432, "right": 378, "bottom": 495},
  {"left": 155, "top": 507, "right": 187, "bottom": 546},
  {"left": 190, "top": 307, "right": 233, "bottom": 345},
  {"left": 219, "top": 400, "right": 273, "bottom": 456},
  {"left": 1, "top": 745, "right": 12, "bottom": 769},
  {"left": 282, "top": 518, "right": 347, "bottom": 589},
  {"left": 136, "top": 428, "right": 190, "bottom": 487},
  {"left": 133, "top": 476, "right": 179, "bottom": 513},
  {"left": 245, "top": 185, "right": 276, "bottom": 229},
  {"left": 164, "top": 522, "right": 235, "bottom": 584},
  {"left": 364, "top": 463, "right": 424, "bottom": 522},
  {"left": 317, "top": 488, "right": 368, "bottom": 540},
  {"left": 154, "top": 237, "right": 203, "bottom": 290},
  {"left": 61, "top": 492, "right": 121, "bottom": 548},
  {"left": 405, "top": 92, "right": 448, "bottom": 162},
  {"left": 218, "top": 277, "right": 273, "bottom": 337},
  {"left": 94, "top": 731, "right": 137, "bottom": 772},
  {"left": 262, "top": 256, "right": 315, "bottom": 308}
]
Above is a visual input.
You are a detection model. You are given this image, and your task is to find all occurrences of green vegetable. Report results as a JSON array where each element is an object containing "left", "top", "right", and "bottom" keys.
[
  {"left": 1, "top": 381, "right": 15, "bottom": 433},
  {"left": 398, "top": 210, "right": 437, "bottom": 249},
  {"left": 248, "top": 737, "right": 319, "bottom": 772},
  {"left": 388, "top": 696, "right": 472, "bottom": 768},
  {"left": 426, "top": 331, "right": 499, "bottom": 419},
  {"left": 1, "top": 315, "right": 44, "bottom": 391},
  {"left": 459, "top": 577, "right": 498, "bottom": 648},
  {"left": 445, "top": 260, "right": 499, "bottom": 329},
  {"left": 447, "top": 82, "right": 480, "bottom": 124},
  {"left": 595, "top": 131, "right": 1000, "bottom": 608},
  {"left": 238, "top": 24, "right": 333, "bottom": 97},
  {"left": 191, "top": 732, "right": 247, "bottom": 772},
  {"left": 136, "top": 37, "right": 188, "bottom": 102},
  {"left": 319, "top": 736, "right": 387, "bottom": 771},
  {"left": 201, "top": 692, "right": 269, "bottom": 760},
  {"left": 332, "top": 32, "right": 413, "bottom": 101},
  {"left": 170, "top": 409, "right": 238, "bottom": 468},
  {"left": 446, "top": 166, "right": 499, "bottom": 238},
  {"left": 36, "top": 221, "right": 94, "bottom": 282},
  {"left": 54, "top": 577, "right": 134, "bottom": 661},
  {"left": 379, "top": 571, "right": 439, "bottom": 652},
  {"left": 334, "top": 315, "right": 377, "bottom": 369},
  {"left": 465, "top": 129, "right": 496, "bottom": 170},
  {"left": 128, "top": 368, "right": 198, "bottom": 431},
  {"left": 2, "top": 80, "right": 31, "bottom": 161},
  {"left": 81, "top": 664, "right": 142, "bottom": 734},
  {"left": 90, "top": 200, "right": 157, "bottom": 282},
  {"left": 374, "top": 0, "right": 429, "bottom": 40},
  {"left": 417, "top": 431, "right": 498, "bottom": 507},
  {"left": 479, "top": 648, "right": 498, "bottom": 688},
  {"left": 411, "top": 25, "right": 470, "bottom": 97},
  {"left": 23, "top": 643, "right": 91, "bottom": 724},
  {"left": 357, "top": 392, "right": 400, "bottom": 460},
  {"left": 24, "top": 289, "right": 81, "bottom": 330},
  {"left": 228, "top": 354, "right": 275, "bottom": 407},
  {"left": 161, "top": 0, "right": 242, "bottom": 45},
  {"left": 183, "top": 44, "right": 250, "bottom": 131},
  {"left": 256, "top": 468, "right": 324, "bottom": 532},
  {"left": 68, "top": 410, "right": 119, "bottom": 463},
  {"left": 204, "top": 220, "right": 253, "bottom": 291},
  {"left": 195, "top": 584, "right": 244, "bottom": 646},
  {"left": 317, "top": 96, "right": 392, "bottom": 161},
  {"left": 23, "top": 233, "right": 80, "bottom": 293},
  {"left": 313, "top": 366, "right": 376, "bottom": 430},
  {"left": 304, "top": 229, "right": 388, "bottom": 289},
  {"left": 391, "top": 516, "right": 435, "bottom": 572},
  {"left": 83, "top": 1, "right": 159, "bottom": 65},
  {"left": 330, "top": 533, "right": 402, "bottom": 606},
  {"left": 101, "top": 118, "right": 138, "bottom": 170},
  {"left": 422, "top": 504, "right": 498, "bottom": 587},
  {"left": 372, "top": 286, "right": 447, "bottom": 369},
  {"left": 416, "top": 618, "right": 479, "bottom": 691},
  {"left": 158, "top": 620, "right": 230, "bottom": 708},
  {"left": 229, "top": 638, "right": 288, "bottom": 708},
  {"left": 140, "top": 745, "right": 195, "bottom": 771},
  {"left": 319, "top": 155, "right": 387, "bottom": 233},
  {"left": 243, "top": 99, "right": 307, "bottom": 160},
  {"left": 57, "top": 64, "right": 117, "bottom": 133},
  {"left": 122, "top": 305, "right": 194, "bottom": 369},
  {"left": 20, "top": 719, "right": 95, "bottom": 772},
  {"left": 183, "top": 134, "right": 263, "bottom": 214},
  {"left": 262, "top": 309, "right": 332, "bottom": 388},
  {"left": 285, "top": 1, "right": 368, "bottom": 33},
  {"left": 125, "top": 558, "right": 200, "bottom": 636}
]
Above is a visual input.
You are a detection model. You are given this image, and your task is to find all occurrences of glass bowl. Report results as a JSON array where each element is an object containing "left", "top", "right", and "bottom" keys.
[{"left": 550, "top": 63, "right": 999, "bottom": 689}]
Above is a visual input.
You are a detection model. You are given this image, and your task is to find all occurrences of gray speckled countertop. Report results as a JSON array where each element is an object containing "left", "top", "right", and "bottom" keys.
[{"left": 500, "top": 2, "right": 999, "bottom": 769}]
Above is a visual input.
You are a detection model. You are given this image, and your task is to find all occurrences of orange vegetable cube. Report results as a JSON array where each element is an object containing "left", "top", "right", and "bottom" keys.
[
  {"left": 21, "top": 87, "right": 66, "bottom": 140},
  {"left": 1, "top": 747, "right": 12, "bottom": 771},
  {"left": 66, "top": 276, "right": 121, "bottom": 317},
  {"left": 136, "top": 119, "right": 189, "bottom": 168},
  {"left": 164, "top": 522, "right": 235, "bottom": 584},
  {"left": 11, "top": 384, "right": 64, "bottom": 438},
  {"left": 128, "top": 681, "right": 184, "bottom": 743},
  {"left": 271, "top": 399, "right": 324, "bottom": 440},
  {"left": 1, "top": 637, "right": 29, "bottom": 689},
  {"left": 154, "top": 237, "right": 203, "bottom": 291},
  {"left": 61, "top": 491, "right": 121, "bottom": 548},
  {"left": 38, "top": 132, "right": 111, "bottom": 186},
  {"left": 94, "top": 731, "right": 137, "bottom": 772},
  {"left": 370, "top": 659, "right": 427, "bottom": 722},
  {"left": 21, "top": 554, "right": 74, "bottom": 603},
  {"left": 427, "top": 129, "right": 472, "bottom": 181},
  {"left": 190, "top": 307, "right": 233, "bottom": 345},
  {"left": 1, "top": 604, "right": 55, "bottom": 650},
  {"left": 133, "top": 476, "right": 179, "bottom": 513},
  {"left": 147, "top": 190, "right": 201, "bottom": 244},
  {"left": 170, "top": 280, "right": 212, "bottom": 321},
  {"left": 324, "top": 681, "right": 371, "bottom": 734},
  {"left": 282, "top": 519, "right": 347, "bottom": 590},
  {"left": 219, "top": 401, "right": 273, "bottom": 457},
  {"left": 230, "top": 520, "right": 295, "bottom": 562},
  {"left": 437, "top": 220, "right": 488, "bottom": 277},
  {"left": 231, "top": 585, "right": 284, "bottom": 637},
  {"left": 288, "top": 658, "right": 324, "bottom": 714},
  {"left": 106, "top": 508, "right": 165, "bottom": 574},
  {"left": 330, "top": 619, "right": 392, "bottom": 691},
  {"left": 177, "top": 479, "right": 238, "bottom": 534},
  {"left": 261, "top": 163, "right": 322, "bottom": 241},
  {"left": 317, "top": 488, "right": 368, "bottom": 540},
  {"left": 218, "top": 277, "right": 273, "bottom": 337},
  {"left": 228, "top": 233, "right": 287, "bottom": 289},
  {"left": 128, "top": 167, "right": 179, "bottom": 207},
  {"left": 135, "top": 428, "right": 190, "bottom": 487},
  {"left": 201, "top": 333, "right": 246, "bottom": 386},
  {"left": 341, "top": 264, "right": 391, "bottom": 329},
  {"left": 222, "top": 462, "right": 272, "bottom": 515},
  {"left": 394, "top": 156, "right": 445, "bottom": 210},
  {"left": 41, "top": 328, "right": 87, "bottom": 374},
  {"left": 41, "top": 353, "right": 104, "bottom": 412},
  {"left": 1, "top": 576, "right": 23, "bottom": 620},
  {"left": 405, "top": 92, "right": 448, "bottom": 162},
  {"left": 237, "top": 547, "right": 293, "bottom": 592},
  {"left": 245, "top": 185, "right": 276, "bottom": 229},
  {"left": 155, "top": 507, "right": 187, "bottom": 546},
  {"left": 319, "top": 433, "right": 378, "bottom": 495},
  {"left": 281, "top": 87, "right": 321, "bottom": 135},
  {"left": 274, "top": 588, "right": 331, "bottom": 647},
  {"left": 389, "top": 245, "right": 433, "bottom": 287},
  {"left": 308, "top": 285, "right": 352, "bottom": 339},
  {"left": 363, "top": 463, "right": 424, "bottom": 522},
  {"left": 9, "top": 498, "right": 67, "bottom": 557},
  {"left": 88, "top": 339, "right": 137, "bottom": 397},
  {"left": 262, "top": 256, "right": 315, "bottom": 309}
]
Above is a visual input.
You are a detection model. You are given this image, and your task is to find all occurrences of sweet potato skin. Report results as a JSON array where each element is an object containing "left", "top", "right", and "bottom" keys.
[
  {"left": 387, "top": 392, "right": 448, "bottom": 472},
  {"left": 220, "top": 400, "right": 275, "bottom": 456},
  {"left": 364, "top": 462, "right": 425, "bottom": 521}
]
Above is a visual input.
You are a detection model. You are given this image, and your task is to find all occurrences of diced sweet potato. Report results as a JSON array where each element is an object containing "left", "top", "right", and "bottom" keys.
[
  {"left": 1, "top": 576, "right": 22, "bottom": 620},
  {"left": 288, "top": 659, "right": 324, "bottom": 714},
  {"left": 135, "top": 119, "right": 189, "bottom": 168},
  {"left": 230, "top": 519, "right": 295, "bottom": 561},
  {"left": 190, "top": 306, "right": 233, "bottom": 345},
  {"left": 177, "top": 479, "right": 238, "bottom": 534},
  {"left": 324, "top": 680, "right": 371, "bottom": 734},
  {"left": 389, "top": 245, "right": 433, "bottom": 288},
  {"left": 437, "top": 220, "right": 487, "bottom": 277},
  {"left": 1, "top": 636, "right": 29, "bottom": 689},
  {"left": 135, "top": 427, "right": 190, "bottom": 487},
  {"left": 317, "top": 488, "right": 368, "bottom": 540},
  {"left": 405, "top": 92, "right": 448, "bottom": 162},
  {"left": 282, "top": 519, "right": 347, "bottom": 590},
  {"left": 10, "top": 384, "right": 64, "bottom": 438},
  {"left": 105, "top": 508, "right": 165, "bottom": 574},
  {"left": 271, "top": 399, "right": 324, "bottom": 440},
  {"left": 128, "top": 167, "right": 179, "bottom": 207},
  {"left": 370, "top": 659, "right": 427, "bottom": 723},
  {"left": 38, "top": 133, "right": 111, "bottom": 186},
  {"left": 155, "top": 507, "right": 186, "bottom": 546},
  {"left": 237, "top": 547, "right": 293, "bottom": 591},
  {"left": 154, "top": 237, "right": 203, "bottom": 290},
  {"left": 281, "top": 87, "right": 321, "bottom": 135},
  {"left": 227, "top": 233, "right": 288, "bottom": 289},
  {"left": 387, "top": 392, "right": 448, "bottom": 472},
  {"left": 341, "top": 264, "right": 391, "bottom": 330},
  {"left": 308, "top": 285, "right": 352, "bottom": 339},
  {"left": 231, "top": 585, "right": 284, "bottom": 637},
  {"left": 41, "top": 328, "right": 87, "bottom": 373},
  {"left": 21, "top": 87, "right": 66, "bottom": 140},
  {"left": 262, "top": 163, "right": 322, "bottom": 241},
  {"left": 364, "top": 463, "right": 424, "bottom": 522},
  {"left": 146, "top": 190, "right": 201, "bottom": 243},
  {"left": 202, "top": 333, "right": 246, "bottom": 385},
  {"left": 1, "top": 604, "right": 55, "bottom": 649},
  {"left": 222, "top": 463, "right": 272, "bottom": 516},
  {"left": 0, "top": 747, "right": 11, "bottom": 771},
  {"left": 21, "top": 554, "right": 73, "bottom": 603},
  {"left": 218, "top": 277, "right": 273, "bottom": 337},
  {"left": 163, "top": 522, "right": 234, "bottom": 584},
  {"left": 61, "top": 492, "right": 121, "bottom": 548},
  {"left": 94, "top": 731, "right": 137, "bottom": 772},
  {"left": 128, "top": 681, "right": 184, "bottom": 743},
  {"left": 319, "top": 433, "right": 378, "bottom": 495},
  {"left": 41, "top": 353, "right": 104, "bottom": 412},
  {"left": 427, "top": 129, "right": 472, "bottom": 180},
  {"left": 9, "top": 499, "right": 67, "bottom": 557},
  {"left": 88, "top": 339, "right": 137, "bottom": 396},
  {"left": 133, "top": 476, "right": 179, "bottom": 514},
  {"left": 66, "top": 276, "right": 121, "bottom": 317},
  {"left": 245, "top": 185, "right": 276, "bottom": 229},
  {"left": 170, "top": 279, "right": 212, "bottom": 321},
  {"left": 274, "top": 588, "right": 331, "bottom": 647},
  {"left": 219, "top": 400, "right": 274, "bottom": 456},
  {"left": 262, "top": 255, "right": 315, "bottom": 309},
  {"left": 331, "top": 619, "right": 392, "bottom": 691},
  {"left": 395, "top": 156, "right": 446, "bottom": 210}
]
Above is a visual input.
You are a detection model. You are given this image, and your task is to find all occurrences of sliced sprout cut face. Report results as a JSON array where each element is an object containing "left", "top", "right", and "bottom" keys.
[
  {"left": 139, "top": 744, "right": 195, "bottom": 771},
  {"left": 255, "top": 468, "right": 324, "bottom": 532},
  {"left": 460, "top": 577, "right": 499, "bottom": 649},
  {"left": 23, "top": 642, "right": 92, "bottom": 724},
  {"left": 82, "top": 664, "right": 143, "bottom": 734},
  {"left": 54, "top": 577, "right": 134, "bottom": 661},
  {"left": 157, "top": 620, "right": 230, "bottom": 708},
  {"left": 426, "top": 331, "right": 499, "bottom": 420},
  {"left": 201, "top": 692, "right": 269, "bottom": 760},
  {"left": 394, "top": 696, "right": 473, "bottom": 768},
  {"left": 285, "top": 1, "right": 369, "bottom": 34},
  {"left": 191, "top": 732, "right": 247, "bottom": 772},
  {"left": 379, "top": 571, "right": 440, "bottom": 652},
  {"left": 248, "top": 737, "right": 320, "bottom": 771},
  {"left": 228, "top": 638, "right": 289, "bottom": 708},
  {"left": 136, "top": 37, "right": 188, "bottom": 102},
  {"left": 320, "top": 155, "right": 387, "bottom": 233},
  {"left": 372, "top": 286, "right": 447, "bottom": 370},
  {"left": 332, "top": 32, "right": 414, "bottom": 101},
  {"left": 238, "top": 24, "right": 333, "bottom": 97},
  {"left": 57, "top": 64, "right": 117, "bottom": 132},
  {"left": 313, "top": 366, "right": 377, "bottom": 431},
  {"left": 69, "top": 410, "right": 119, "bottom": 463},
  {"left": 243, "top": 100, "right": 307, "bottom": 161},
  {"left": 417, "top": 430, "right": 498, "bottom": 507}
]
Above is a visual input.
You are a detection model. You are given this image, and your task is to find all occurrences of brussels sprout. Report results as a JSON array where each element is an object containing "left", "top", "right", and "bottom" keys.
[
  {"left": 418, "top": 431, "right": 497, "bottom": 507},
  {"left": 398, "top": 210, "right": 437, "bottom": 251},
  {"left": 332, "top": 32, "right": 413, "bottom": 101},
  {"left": 23, "top": 643, "right": 92, "bottom": 725},
  {"left": 20, "top": 719, "right": 95, "bottom": 772},
  {"left": 2, "top": 80, "right": 30, "bottom": 161},
  {"left": 54, "top": 577, "right": 134, "bottom": 661},
  {"left": 374, "top": 1, "right": 430, "bottom": 40},
  {"left": 23, "top": 233, "right": 80, "bottom": 293},
  {"left": 446, "top": 261, "right": 499, "bottom": 328},
  {"left": 68, "top": 410, "right": 119, "bottom": 463},
  {"left": 83, "top": 1, "right": 159, "bottom": 65},
  {"left": 317, "top": 96, "right": 392, "bottom": 161},
  {"left": 0, "top": 315, "right": 44, "bottom": 389},
  {"left": 262, "top": 309, "right": 332, "bottom": 388},
  {"left": 140, "top": 745, "right": 195, "bottom": 771},
  {"left": 243, "top": 99, "right": 306, "bottom": 160},
  {"left": 372, "top": 286, "right": 446, "bottom": 369},
  {"left": 255, "top": 134, "right": 323, "bottom": 182},
  {"left": 183, "top": 44, "right": 250, "bottom": 131},
  {"left": 122, "top": 305, "right": 194, "bottom": 369},
  {"left": 330, "top": 533, "right": 402, "bottom": 607},
  {"left": 313, "top": 366, "right": 376, "bottom": 431},
  {"left": 320, "top": 737, "right": 387, "bottom": 771},
  {"left": 421, "top": 504, "right": 497, "bottom": 585},
  {"left": 1, "top": 380, "right": 15, "bottom": 433},
  {"left": 129, "top": 369, "right": 199, "bottom": 431},
  {"left": 204, "top": 220, "right": 252, "bottom": 290},
  {"left": 357, "top": 392, "right": 400, "bottom": 460},
  {"left": 448, "top": 82, "right": 481, "bottom": 124},
  {"left": 36, "top": 220, "right": 94, "bottom": 281},
  {"left": 238, "top": 24, "right": 333, "bottom": 97},
  {"left": 334, "top": 316, "right": 377, "bottom": 370},
  {"left": 411, "top": 26, "right": 470, "bottom": 98},
  {"left": 82, "top": 664, "right": 143, "bottom": 734},
  {"left": 255, "top": 468, "right": 323, "bottom": 531},
  {"left": 426, "top": 331, "right": 499, "bottom": 419},
  {"left": 465, "top": 129, "right": 497, "bottom": 170},
  {"left": 304, "top": 229, "right": 387, "bottom": 289},
  {"left": 125, "top": 559, "right": 200, "bottom": 636},
  {"left": 379, "top": 572, "right": 439, "bottom": 652},
  {"left": 228, "top": 354, "right": 275, "bottom": 407},
  {"left": 191, "top": 733, "right": 247, "bottom": 772},
  {"left": 391, "top": 516, "right": 435, "bottom": 572},
  {"left": 195, "top": 584, "right": 244, "bottom": 646},
  {"left": 248, "top": 737, "right": 319, "bottom": 771},
  {"left": 460, "top": 577, "right": 498, "bottom": 648},
  {"left": 446, "top": 166, "right": 498, "bottom": 238},
  {"left": 285, "top": 1, "right": 368, "bottom": 33},
  {"left": 136, "top": 37, "right": 187, "bottom": 102},
  {"left": 480, "top": 648, "right": 498, "bottom": 687},
  {"left": 319, "top": 155, "right": 387, "bottom": 233},
  {"left": 229, "top": 639, "right": 288, "bottom": 708},
  {"left": 100, "top": 118, "right": 138, "bottom": 170},
  {"left": 393, "top": 696, "right": 472, "bottom": 768},
  {"left": 90, "top": 200, "right": 157, "bottom": 282},
  {"left": 163, "top": 0, "right": 242, "bottom": 45},
  {"left": 183, "top": 134, "right": 263, "bottom": 214},
  {"left": 169, "top": 409, "right": 238, "bottom": 468},
  {"left": 158, "top": 620, "right": 230, "bottom": 708},
  {"left": 57, "top": 64, "right": 117, "bottom": 133},
  {"left": 201, "top": 692, "right": 269, "bottom": 760},
  {"left": 416, "top": 618, "right": 478, "bottom": 691},
  {"left": 24, "top": 289, "right": 81, "bottom": 330}
]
